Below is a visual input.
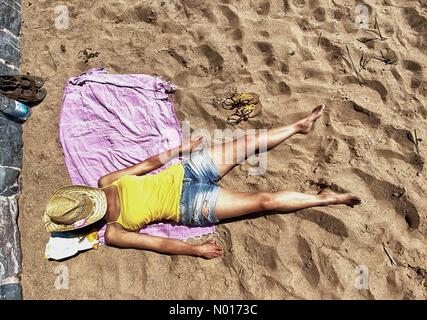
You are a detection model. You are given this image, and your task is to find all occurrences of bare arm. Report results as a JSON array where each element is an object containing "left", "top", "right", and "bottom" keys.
[
  {"left": 98, "top": 137, "right": 203, "bottom": 187},
  {"left": 105, "top": 224, "right": 223, "bottom": 259}
]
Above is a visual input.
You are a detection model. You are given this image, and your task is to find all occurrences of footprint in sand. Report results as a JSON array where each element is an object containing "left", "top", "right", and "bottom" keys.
[
  {"left": 353, "top": 168, "right": 420, "bottom": 229},
  {"left": 364, "top": 80, "right": 388, "bottom": 102},
  {"left": 335, "top": 101, "right": 382, "bottom": 128},
  {"left": 259, "top": 30, "right": 269, "bottom": 38},
  {"left": 256, "top": 41, "right": 276, "bottom": 66},
  {"left": 278, "top": 81, "right": 292, "bottom": 95},
  {"left": 319, "top": 37, "right": 343, "bottom": 63},
  {"left": 219, "top": 5, "right": 239, "bottom": 28},
  {"left": 235, "top": 45, "right": 248, "bottom": 64},
  {"left": 219, "top": 5, "right": 244, "bottom": 41},
  {"left": 132, "top": 5, "right": 157, "bottom": 24},
  {"left": 198, "top": 44, "right": 224, "bottom": 74},
  {"left": 403, "top": 60, "right": 423, "bottom": 73},
  {"left": 243, "top": 234, "right": 280, "bottom": 270},
  {"left": 254, "top": 0, "right": 270, "bottom": 16},
  {"left": 216, "top": 225, "right": 234, "bottom": 265},
  {"left": 37, "top": 45, "right": 58, "bottom": 76},
  {"left": 403, "top": 7, "right": 427, "bottom": 50},
  {"left": 341, "top": 77, "right": 389, "bottom": 102},
  {"left": 280, "top": 61, "right": 290, "bottom": 74},
  {"left": 282, "top": 0, "right": 291, "bottom": 11},
  {"left": 316, "top": 250, "right": 342, "bottom": 293},
  {"left": 313, "top": 7, "right": 326, "bottom": 22},
  {"left": 166, "top": 48, "right": 189, "bottom": 68},
  {"left": 314, "top": 136, "right": 340, "bottom": 164},
  {"left": 382, "top": 124, "right": 424, "bottom": 170},
  {"left": 297, "top": 235, "right": 320, "bottom": 288},
  {"left": 258, "top": 70, "right": 291, "bottom": 96},
  {"left": 296, "top": 208, "right": 348, "bottom": 238}
]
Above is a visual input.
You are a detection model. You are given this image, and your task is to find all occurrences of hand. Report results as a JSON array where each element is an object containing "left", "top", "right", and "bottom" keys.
[
  {"left": 180, "top": 136, "right": 204, "bottom": 154},
  {"left": 195, "top": 239, "right": 224, "bottom": 259}
]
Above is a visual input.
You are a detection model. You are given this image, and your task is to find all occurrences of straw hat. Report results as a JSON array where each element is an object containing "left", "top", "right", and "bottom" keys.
[{"left": 44, "top": 185, "right": 107, "bottom": 232}]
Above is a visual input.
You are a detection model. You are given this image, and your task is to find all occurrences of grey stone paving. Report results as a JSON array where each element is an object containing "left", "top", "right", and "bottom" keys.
[{"left": 0, "top": 0, "right": 23, "bottom": 300}]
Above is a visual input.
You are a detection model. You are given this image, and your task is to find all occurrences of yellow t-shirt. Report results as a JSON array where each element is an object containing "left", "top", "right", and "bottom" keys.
[{"left": 111, "top": 163, "right": 184, "bottom": 231}]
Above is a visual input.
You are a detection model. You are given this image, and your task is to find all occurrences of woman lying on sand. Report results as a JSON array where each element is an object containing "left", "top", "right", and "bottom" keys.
[{"left": 44, "top": 105, "right": 361, "bottom": 259}]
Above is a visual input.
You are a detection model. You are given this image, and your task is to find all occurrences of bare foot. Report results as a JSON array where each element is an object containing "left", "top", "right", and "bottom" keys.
[
  {"left": 319, "top": 189, "right": 362, "bottom": 207},
  {"left": 295, "top": 104, "right": 325, "bottom": 134}
]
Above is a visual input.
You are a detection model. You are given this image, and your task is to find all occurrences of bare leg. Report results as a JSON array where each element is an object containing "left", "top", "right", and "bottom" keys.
[
  {"left": 208, "top": 105, "right": 325, "bottom": 177},
  {"left": 215, "top": 188, "right": 361, "bottom": 221}
]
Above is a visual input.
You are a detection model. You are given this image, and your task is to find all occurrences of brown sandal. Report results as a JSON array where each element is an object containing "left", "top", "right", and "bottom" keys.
[
  {"left": 0, "top": 74, "right": 45, "bottom": 89},
  {"left": 222, "top": 92, "right": 260, "bottom": 110},
  {"left": 226, "top": 101, "right": 263, "bottom": 125},
  {"left": 1, "top": 86, "right": 47, "bottom": 105}
]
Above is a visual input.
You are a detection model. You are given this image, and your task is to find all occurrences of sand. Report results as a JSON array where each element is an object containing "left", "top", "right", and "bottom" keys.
[{"left": 18, "top": 0, "right": 427, "bottom": 299}]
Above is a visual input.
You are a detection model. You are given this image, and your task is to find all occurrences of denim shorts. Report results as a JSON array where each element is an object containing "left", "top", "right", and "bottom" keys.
[{"left": 179, "top": 148, "right": 222, "bottom": 226}]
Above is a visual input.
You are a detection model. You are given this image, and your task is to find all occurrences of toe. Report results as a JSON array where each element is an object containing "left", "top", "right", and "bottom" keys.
[{"left": 313, "top": 104, "right": 325, "bottom": 115}]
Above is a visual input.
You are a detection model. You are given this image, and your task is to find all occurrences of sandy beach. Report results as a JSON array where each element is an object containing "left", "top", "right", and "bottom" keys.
[{"left": 18, "top": 0, "right": 426, "bottom": 299}]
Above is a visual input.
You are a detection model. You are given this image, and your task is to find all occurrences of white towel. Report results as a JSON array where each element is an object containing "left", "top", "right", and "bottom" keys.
[{"left": 45, "top": 232, "right": 100, "bottom": 260}]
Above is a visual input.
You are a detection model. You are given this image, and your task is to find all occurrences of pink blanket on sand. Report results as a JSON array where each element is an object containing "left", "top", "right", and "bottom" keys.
[{"left": 59, "top": 67, "right": 214, "bottom": 242}]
